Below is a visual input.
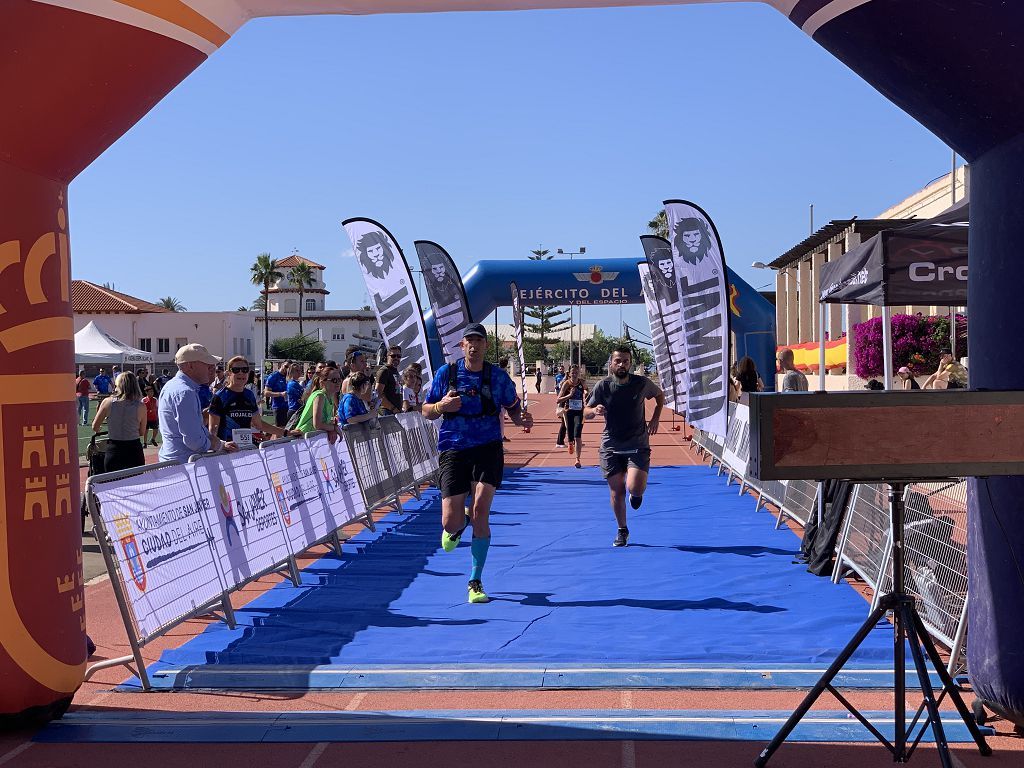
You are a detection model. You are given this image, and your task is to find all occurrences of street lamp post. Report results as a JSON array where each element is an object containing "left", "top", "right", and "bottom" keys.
[{"left": 557, "top": 247, "right": 586, "bottom": 369}]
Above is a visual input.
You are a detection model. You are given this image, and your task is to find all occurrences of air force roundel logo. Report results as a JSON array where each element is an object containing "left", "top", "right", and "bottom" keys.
[{"left": 573, "top": 266, "right": 620, "bottom": 284}]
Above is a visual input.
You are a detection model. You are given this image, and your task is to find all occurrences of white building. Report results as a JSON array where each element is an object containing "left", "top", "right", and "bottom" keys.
[
  {"left": 255, "top": 253, "right": 381, "bottom": 362},
  {"left": 71, "top": 281, "right": 257, "bottom": 371},
  {"left": 72, "top": 253, "right": 383, "bottom": 371}
]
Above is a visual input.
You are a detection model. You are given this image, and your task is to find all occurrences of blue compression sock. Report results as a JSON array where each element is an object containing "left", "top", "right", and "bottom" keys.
[{"left": 470, "top": 536, "right": 491, "bottom": 582}]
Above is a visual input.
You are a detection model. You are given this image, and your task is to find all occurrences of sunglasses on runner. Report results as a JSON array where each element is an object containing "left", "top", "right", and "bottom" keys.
[
  {"left": 325, "top": 376, "right": 342, "bottom": 383},
  {"left": 230, "top": 366, "right": 250, "bottom": 374}
]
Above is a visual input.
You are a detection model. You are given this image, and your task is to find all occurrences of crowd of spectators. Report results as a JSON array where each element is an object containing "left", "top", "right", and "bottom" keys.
[
  {"left": 771, "top": 347, "right": 967, "bottom": 392},
  {"left": 73, "top": 342, "right": 428, "bottom": 467}
]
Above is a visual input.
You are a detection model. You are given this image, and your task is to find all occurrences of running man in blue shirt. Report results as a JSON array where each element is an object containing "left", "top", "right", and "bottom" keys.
[{"left": 424, "top": 323, "right": 532, "bottom": 604}]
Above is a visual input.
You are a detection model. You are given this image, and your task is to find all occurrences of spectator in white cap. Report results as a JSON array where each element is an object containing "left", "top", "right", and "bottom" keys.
[{"left": 158, "top": 343, "right": 238, "bottom": 463}]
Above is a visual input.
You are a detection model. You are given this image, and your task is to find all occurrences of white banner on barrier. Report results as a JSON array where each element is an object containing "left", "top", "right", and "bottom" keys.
[
  {"left": 261, "top": 438, "right": 330, "bottom": 553},
  {"left": 306, "top": 431, "right": 367, "bottom": 529},
  {"left": 188, "top": 449, "right": 293, "bottom": 590},
  {"left": 92, "top": 464, "right": 223, "bottom": 641},
  {"left": 396, "top": 412, "right": 438, "bottom": 483},
  {"left": 722, "top": 402, "right": 750, "bottom": 478}
]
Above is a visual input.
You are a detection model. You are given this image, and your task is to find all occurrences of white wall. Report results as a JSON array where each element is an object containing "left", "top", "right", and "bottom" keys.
[
  {"left": 74, "top": 311, "right": 256, "bottom": 368},
  {"left": 257, "top": 315, "right": 381, "bottom": 362}
]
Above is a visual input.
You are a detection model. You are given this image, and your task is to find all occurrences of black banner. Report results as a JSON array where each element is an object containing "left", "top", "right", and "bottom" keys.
[
  {"left": 641, "top": 235, "right": 687, "bottom": 416},
  {"left": 414, "top": 240, "right": 473, "bottom": 363}
]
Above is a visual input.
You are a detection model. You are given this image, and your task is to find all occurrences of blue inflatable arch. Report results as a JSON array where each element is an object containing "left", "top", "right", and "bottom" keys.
[{"left": 425, "top": 257, "right": 778, "bottom": 390}]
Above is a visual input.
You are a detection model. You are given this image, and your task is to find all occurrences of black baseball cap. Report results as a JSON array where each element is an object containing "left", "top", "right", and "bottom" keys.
[{"left": 463, "top": 323, "right": 488, "bottom": 339}]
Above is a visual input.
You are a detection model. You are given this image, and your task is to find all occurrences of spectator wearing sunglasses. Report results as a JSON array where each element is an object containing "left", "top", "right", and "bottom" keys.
[
  {"left": 208, "top": 356, "right": 297, "bottom": 449},
  {"left": 376, "top": 345, "right": 404, "bottom": 415}
]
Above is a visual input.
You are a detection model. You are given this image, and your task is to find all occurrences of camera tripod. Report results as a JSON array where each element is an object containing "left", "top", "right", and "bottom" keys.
[{"left": 755, "top": 480, "right": 992, "bottom": 767}]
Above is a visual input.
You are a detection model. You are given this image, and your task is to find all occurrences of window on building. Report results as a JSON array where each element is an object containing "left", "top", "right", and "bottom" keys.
[
  {"left": 175, "top": 337, "right": 188, "bottom": 352},
  {"left": 372, "top": 329, "right": 378, "bottom": 338},
  {"left": 232, "top": 338, "right": 238, "bottom": 355},
  {"left": 332, "top": 328, "right": 344, "bottom": 341},
  {"left": 157, "top": 338, "right": 170, "bottom": 354},
  {"left": 284, "top": 298, "right": 297, "bottom": 313},
  {"left": 138, "top": 338, "right": 152, "bottom": 352},
  {"left": 246, "top": 338, "right": 252, "bottom": 357},
  {"left": 305, "top": 298, "right": 316, "bottom": 312}
]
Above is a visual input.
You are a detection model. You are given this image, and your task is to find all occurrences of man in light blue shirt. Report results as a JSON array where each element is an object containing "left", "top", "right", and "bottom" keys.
[{"left": 158, "top": 344, "right": 238, "bottom": 463}]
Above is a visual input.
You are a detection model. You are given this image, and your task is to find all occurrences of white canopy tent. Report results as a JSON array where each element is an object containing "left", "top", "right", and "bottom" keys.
[{"left": 74, "top": 321, "right": 154, "bottom": 366}]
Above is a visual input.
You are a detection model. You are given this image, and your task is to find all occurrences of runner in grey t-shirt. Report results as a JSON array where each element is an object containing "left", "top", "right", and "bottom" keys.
[{"left": 585, "top": 345, "right": 664, "bottom": 547}]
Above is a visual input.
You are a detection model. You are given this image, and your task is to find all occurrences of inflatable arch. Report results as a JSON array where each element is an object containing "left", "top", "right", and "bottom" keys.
[
  {"left": 2, "top": 0, "right": 1023, "bottom": 724},
  {"left": 425, "top": 257, "right": 777, "bottom": 390}
]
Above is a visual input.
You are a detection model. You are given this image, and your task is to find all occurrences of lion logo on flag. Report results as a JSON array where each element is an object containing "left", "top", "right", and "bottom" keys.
[
  {"left": 356, "top": 230, "right": 396, "bottom": 280},
  {"left": 672, "top": 216, "right": 715, "bottom": 266}
]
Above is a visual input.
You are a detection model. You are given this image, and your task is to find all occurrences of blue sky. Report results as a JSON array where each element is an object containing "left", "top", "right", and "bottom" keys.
[{"left": 68, "top": 3, "right": 953, "bottom": 335}]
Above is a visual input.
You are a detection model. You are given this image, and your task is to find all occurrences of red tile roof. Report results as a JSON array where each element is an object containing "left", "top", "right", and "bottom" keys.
[
  {"left": 72, "top": 280, "right": 171, "bottom": 314},
  {"left": 277, "top": 254, "right": 326, "bottom": 269}
]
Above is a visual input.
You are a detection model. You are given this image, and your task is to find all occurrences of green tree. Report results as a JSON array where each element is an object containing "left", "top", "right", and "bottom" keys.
[
  {"left": 269, "top": 332, "right": 325, "bottom": 362},
  {"left": 523, "top": 246, "right": 570, "bottom": 345},
  {"left": 236, "top": 305, "right": 249, "bottom": 312},
  {"left": 648, "top": 210, "right": 668, "bottom": 239},
  {"left": 522, "top": 338, "right": 548, "bottom": 368},
  {"left": 549, "top": 340, "right": 571, "bottom": 364},
  {"left": 250, "top": 253, "right": 282, "bottom": 360},
  {"left": 250, "top": 295, "right": 267, "bottom": 312},
  {"left": 156, "top": 296, "right": 186, "bottom": 312},
  {"left": 288, "top": 262, "right": 316, "bottom": 336},
  {"left": 524, "top": 305, "right": 570, "bottom": 345}
]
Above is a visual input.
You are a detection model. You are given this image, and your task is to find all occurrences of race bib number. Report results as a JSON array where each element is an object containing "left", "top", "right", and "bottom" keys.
[
  {"left": 568, "top": 399, "right": 583, "bottom": 411},
  {"left": 232, "top": 428, "right": 253, "bottom": 448}
]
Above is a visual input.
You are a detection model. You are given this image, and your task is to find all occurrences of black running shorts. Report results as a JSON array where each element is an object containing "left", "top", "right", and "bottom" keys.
[
  {"left": 438, "top": 440, "right": 505, "bottom": 498},
  {"left": 599, "top": 447, "right": 651, "bottom": 479}
]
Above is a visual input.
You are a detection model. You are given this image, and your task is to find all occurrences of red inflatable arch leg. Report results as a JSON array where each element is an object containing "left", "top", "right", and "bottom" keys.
[
  {"left": 0, "top": 162, "right": 84, "bottom": 723},
  {"left": 0, "top": 0, "right": 210, "bottom": 721}
]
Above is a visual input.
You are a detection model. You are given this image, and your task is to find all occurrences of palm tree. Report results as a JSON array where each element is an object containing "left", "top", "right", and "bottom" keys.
[
  {"left": 288, "top": 262, "right": 316, "bottom": 336},
  {"left": 236, "top": 305, "right": 249, "bottom": 312},
  {"left": 250, "top": 295, "right": 267, "bottom": 312},
  {"left": 250, "top": 253, "right": 282, "bottom": 359},
  {"left": 156, "top": 296, "right": 186, "bottom": 312},
  {"left": 648, "top": 210, "right": 669, "bottom": 239}
]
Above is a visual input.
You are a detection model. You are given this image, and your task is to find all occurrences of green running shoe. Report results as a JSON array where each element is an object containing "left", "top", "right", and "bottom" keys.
[
  {"left": 468, "top": 580, "right": 490, "bottom": 604},
  {"left": 441, "top": 528, "right": 462, "bottom": 553}
]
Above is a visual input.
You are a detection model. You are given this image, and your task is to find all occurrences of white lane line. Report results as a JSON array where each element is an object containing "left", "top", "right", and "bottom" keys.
[
  {"left": 297, "top": 741, "right": 328, "bottom": 768},
  {"left": 344, "top": 693, "right": 367, "bottom": 711},
  {"left": 155, "top": 666, "right": 900, "bottom": 675},
  {"left": 0, "top": 742, "right": 33, "bottom": 766}
]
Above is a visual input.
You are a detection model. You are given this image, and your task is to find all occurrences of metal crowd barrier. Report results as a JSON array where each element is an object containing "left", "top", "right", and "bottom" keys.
[
  {"left": 831, "top": 483, "right": 892, "bottom": 609},
  {"left": 868, "top": 481, "right": 970, "bottom": 673},
  {"left": 84, "top": 461, "right": 236, "bottom": 690},
  {"left": 85, "top": 412, "right": 441, "bottom": 690},
  {"left": 775, "top": 478, "right": 818, "bottom": 529}
]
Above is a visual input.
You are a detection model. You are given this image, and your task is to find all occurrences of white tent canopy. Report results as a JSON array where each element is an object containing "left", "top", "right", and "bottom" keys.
[{"left": 74, "top": 321, "right": 154, "bottom": 366}]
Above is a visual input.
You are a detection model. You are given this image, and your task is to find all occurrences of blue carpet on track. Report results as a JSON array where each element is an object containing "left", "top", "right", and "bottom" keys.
[{"left": 135, "top": 465, "right": 894, "bottom": 687}]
